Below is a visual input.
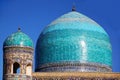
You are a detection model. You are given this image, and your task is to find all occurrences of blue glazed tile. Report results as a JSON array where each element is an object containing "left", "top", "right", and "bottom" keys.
[
  {"left": 35, "top": 11, "right": 112, "bottom": 70},
  {"left": 4, "top": 31, "right": 33, "bottom": 48}
]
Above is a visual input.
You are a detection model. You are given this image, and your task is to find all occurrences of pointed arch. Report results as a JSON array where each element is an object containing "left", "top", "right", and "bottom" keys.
[
  {"left": 26, "top": 63, "right": 32, "bottom": 75},
  {"left": 13, "top": 62, "right": 20, "bottom": 74}
]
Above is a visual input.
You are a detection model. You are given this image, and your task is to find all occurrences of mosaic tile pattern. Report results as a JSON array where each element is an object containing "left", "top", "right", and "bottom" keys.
[
  {"left": 36, "top": 11, "right": 112, "bottom": 72},
  {"left": 3, "top": 31, "right": 33, "bottom": 48}
]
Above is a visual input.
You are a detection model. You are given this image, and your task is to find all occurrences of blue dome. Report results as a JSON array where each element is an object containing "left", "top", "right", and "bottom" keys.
[
  {"left": 36, "top": 11, "right": 112, "bottom": 72},
  {"left": 3, "top": 30, "right": 33, "bottom": 48}
]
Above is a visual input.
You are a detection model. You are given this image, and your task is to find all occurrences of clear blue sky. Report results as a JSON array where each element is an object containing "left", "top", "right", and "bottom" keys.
[{"left": 0, "top": 0, "right": 120, "bottom": 79}]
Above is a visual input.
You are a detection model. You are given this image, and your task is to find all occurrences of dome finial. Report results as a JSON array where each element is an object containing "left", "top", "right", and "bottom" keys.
[
  {"left": 18, "top": 27, "right": 21, "bottom": 32},
  {"left": 72, "top": 2, "right": 76, "bottom": 11}
]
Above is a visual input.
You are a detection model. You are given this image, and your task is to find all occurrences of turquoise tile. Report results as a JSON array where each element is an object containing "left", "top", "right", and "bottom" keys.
[
  {"left": 36, "top": 11, "right": 112, "bottom": 69},
  {"left": 4, "top": 31, "right": 33, "bottom": 48}
]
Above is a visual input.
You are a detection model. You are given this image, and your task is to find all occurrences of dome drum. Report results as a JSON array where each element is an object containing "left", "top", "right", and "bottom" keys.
[
  {"left": 36, "top": 62, "right": 112, "bottom": 72},
  {"left": 3, "top": 46, "right": 33, "bottom": 54}
]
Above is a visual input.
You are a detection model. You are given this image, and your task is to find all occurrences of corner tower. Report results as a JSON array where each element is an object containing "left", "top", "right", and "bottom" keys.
[{"left": 3, "top": 28, "right": 34, "bottom": 80}]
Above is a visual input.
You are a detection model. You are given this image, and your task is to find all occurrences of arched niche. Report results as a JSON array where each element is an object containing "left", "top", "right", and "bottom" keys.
[
  {"left": 13, "top": 62, "right": 20, "bottom": 74},
  {"left": 26, "top": 64, "right": 32, "bottom": 75}
]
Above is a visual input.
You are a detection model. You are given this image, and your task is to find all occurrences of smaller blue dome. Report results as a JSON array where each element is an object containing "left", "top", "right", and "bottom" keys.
[{"left": 3, "top": 30, "right": 33, "bottom": 48}]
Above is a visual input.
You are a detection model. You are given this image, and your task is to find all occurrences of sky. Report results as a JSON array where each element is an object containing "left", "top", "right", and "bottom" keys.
[{"left": 0, "top": 0, "right": 120, "bottom": 79}]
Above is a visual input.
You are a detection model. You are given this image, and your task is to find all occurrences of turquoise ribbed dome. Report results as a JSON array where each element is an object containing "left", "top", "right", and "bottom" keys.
[
  {"left": 36, "top": 11, "right": 112, "bottom": 72},
  {"left": 3, "top": 30, "right": 33, "bottom": 48}
]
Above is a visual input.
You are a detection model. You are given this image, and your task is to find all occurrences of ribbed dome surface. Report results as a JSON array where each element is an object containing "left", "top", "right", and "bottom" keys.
[
  {"left": 3, "top": 31, "right": 33, "bottom": 48},
  {"left": 36, "top": 11, "right": 112, "bottom": 72}
]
